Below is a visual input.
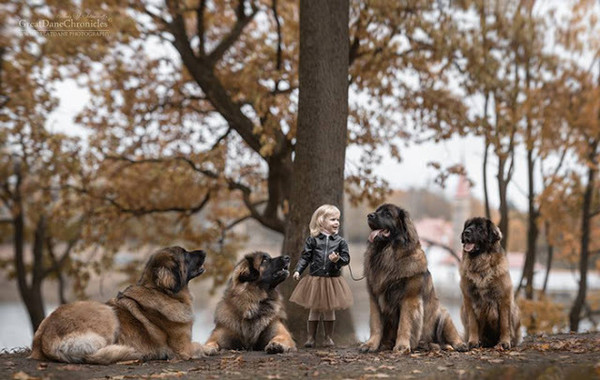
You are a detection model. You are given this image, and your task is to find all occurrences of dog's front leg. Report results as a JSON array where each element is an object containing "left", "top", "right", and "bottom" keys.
[
  {"left": 496, "top": 291, "right": 512, "bottom": 350},
  {"left": 168, "top": 330, "right": 203, "bottom": 360},
  {"left": 264, "top": 321, "right": 297, "bottom": 354},
  {"left": 463, "top": 296, "right": 480, "bottom": 349},
  {"left": 203, "top": 326, "right": 228, "bottom": 356},
  {"left": 359, "top": 295, "right": 383, "bottom": 353},
  {"left": 394, "top": 297, "right": 423, "bottom": 354}
]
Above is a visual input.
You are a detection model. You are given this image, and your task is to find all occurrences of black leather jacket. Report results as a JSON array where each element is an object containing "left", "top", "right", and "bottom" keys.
[{"left": 295, "top": 233, "right": 350, "bottom": 277}]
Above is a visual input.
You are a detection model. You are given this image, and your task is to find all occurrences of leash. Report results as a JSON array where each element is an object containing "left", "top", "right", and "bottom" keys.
[
  {"left": 347, "top": 263, "right": 365, "bottom": 281},
  {"left": 306, "top": 261, "right": 365, "bottom": 281}
]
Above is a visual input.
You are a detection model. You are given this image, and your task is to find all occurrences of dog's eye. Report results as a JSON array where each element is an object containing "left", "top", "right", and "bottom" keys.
[{"left": 261, "top": 255, "right": 269, "bottom": 263}]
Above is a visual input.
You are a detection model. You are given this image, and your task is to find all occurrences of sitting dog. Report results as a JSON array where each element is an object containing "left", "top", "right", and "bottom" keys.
[
  {"left": 360, "top": 204, "right": 467, "bottom": 353},
  {"left": 30, "top": 247, "right": 206, "bottom": 364},
  {"left": 460, "top": 217, "right": 521, "bottom": 349},
  {"left": 204, "top": 252, "right": 296, "bottom": 354}
]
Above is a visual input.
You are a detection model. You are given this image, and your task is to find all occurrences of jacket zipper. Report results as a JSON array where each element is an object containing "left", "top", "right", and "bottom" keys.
[{"left": 323, "top": 235, "right": 328, "bottom": 274}]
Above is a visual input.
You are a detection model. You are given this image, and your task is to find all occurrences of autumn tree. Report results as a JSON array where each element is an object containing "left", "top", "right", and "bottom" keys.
[
  {"left": 550, "top": 0, "right": 600, "bottom": 332},
  {"left": 565, "top": 67, "right": 600, "bottom": 331},
  {"left": 0, "top": 2, "right": 90, "bottom": 330},
  {"left": 454, "top": 0, "right": 545, "bottom": 251}
]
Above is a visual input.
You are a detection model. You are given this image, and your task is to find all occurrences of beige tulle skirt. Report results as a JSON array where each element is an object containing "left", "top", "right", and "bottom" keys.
[{"left": 289, "top": 275, "right": 353, "bottom": 311}]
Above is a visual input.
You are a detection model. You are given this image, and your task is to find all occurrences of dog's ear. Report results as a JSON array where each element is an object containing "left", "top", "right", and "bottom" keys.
[
  {"left": 395, "top": 206, "right": 404, "bottom": 220},
  {"left": 155, "top": 262, "right": 183, "bottom": 293},
  {"left": 487, "top": 219, "right": 503, "bottom": 244},
  {"left": 238, "top": 255, "right": 260, "bottom": 283},
  {"left": 464, "top": 218, "right": 473, "bottom": 231}
]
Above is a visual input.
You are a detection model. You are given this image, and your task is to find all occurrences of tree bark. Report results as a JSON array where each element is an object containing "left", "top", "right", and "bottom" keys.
[
  {"left": 280, "top": 0, "right": 354, "bottom": 344},
  {"left": 482, "top": 123, "right": 491, "bottom": 220},
  {"left": 522, "top": 129, "right": 539, "bottom": 300},
  {"left": 541, "top": 221, "right": 553, "bottom": 295},
  {"left": 497, "top": 155, "right": 510, "bottom": 251},
  {"left": 569, "top": 139, "right": 598, "bottom": 332},
  {"left": 12, "top": 164, "right": 46, "bottom": 332}
]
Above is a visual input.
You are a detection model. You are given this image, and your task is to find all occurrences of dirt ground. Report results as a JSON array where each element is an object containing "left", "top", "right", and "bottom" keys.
[{"left": 2, "top": 332, "right": 599, "bottom": 380}]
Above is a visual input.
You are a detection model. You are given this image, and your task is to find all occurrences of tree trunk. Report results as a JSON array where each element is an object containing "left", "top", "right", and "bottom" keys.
[
  {"left": 14, "top": 208, "right": 46, "bottom": 332},
  {"left": 541, "top": 221, "right": 553, "bottom": 295},
  {"left": 522, "top": 135, "right": 538, "bottom": 300},
  {"left": 569, "top": 140, "right": 598, "bottom": 332},
  {"left": 12, "top": 164, "right": 47, "bottom": 332},
  {"left": 482, "top": 92, "right": 491, "bottom": 220},
  {"left": 281, "top": 0, "right": 355, "bottom": 345},
  {"left": 497, "top": 156, "right": 510, "bottom": 251},
  {"left": 483, "top": 134, "right": 491, "bottom": 220}
]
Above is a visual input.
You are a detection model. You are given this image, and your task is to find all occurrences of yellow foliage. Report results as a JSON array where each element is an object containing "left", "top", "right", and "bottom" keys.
[{"left": 518, "top": 293, "right": 568, "bottom": 335}]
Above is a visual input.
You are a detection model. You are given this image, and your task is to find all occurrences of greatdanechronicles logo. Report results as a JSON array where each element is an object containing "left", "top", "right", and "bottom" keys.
[{"left": 19, "top": 11, "right": 112, "bottom": 37}]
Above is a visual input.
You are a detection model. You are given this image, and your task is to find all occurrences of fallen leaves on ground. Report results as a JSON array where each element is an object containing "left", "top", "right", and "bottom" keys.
[{"left": 527, "top": 337, "right": 600, "bottom": 353}]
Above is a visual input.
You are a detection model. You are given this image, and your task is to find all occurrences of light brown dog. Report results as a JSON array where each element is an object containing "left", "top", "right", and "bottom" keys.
[
  {"left": 460, "top": 217, "right": 521, "bottom": 349},
  {"left": 360, "top": 204, "right": 466, "bottom": 353},
  {"left": 30, "top": 247, "right": 206, "bottom": 364},
  {"left": 204, "top": 252, "right": 296, "bottom": 355}
]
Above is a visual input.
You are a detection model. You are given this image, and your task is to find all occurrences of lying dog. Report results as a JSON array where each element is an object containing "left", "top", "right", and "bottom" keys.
[
  {"left": 360, "top": 204, "right": 466, "bottom": 353},
  {"left": 30, "top": 246, "right": 206, "bottom": 364},
  {"left": 460, "top": 217, "right": 521, "bottom": 349},
  {"left": 204, "top": 252, "right": 296, "bottom": 354}
]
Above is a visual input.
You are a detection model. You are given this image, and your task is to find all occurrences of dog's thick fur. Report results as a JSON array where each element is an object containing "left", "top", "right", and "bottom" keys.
[
  {"left": 360, "top": 204, "right": 466, "bottom": 354},
  {"left": 460, "top": 217, "right": 521, "bottom": 349},
  {"left": 204, "top": 252, "right": 296, "bottom": 355},
  {"left": 30, "top": 246, "right": 206, "bottom": 364}
]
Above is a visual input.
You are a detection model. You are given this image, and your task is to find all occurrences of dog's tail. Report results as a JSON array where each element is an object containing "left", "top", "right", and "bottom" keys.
[
  {"left": 39, "top": 332, "right": 141, "bottom": 364},
  {"left": 84, "top": 344, "right": 142, "bottom": 365}
]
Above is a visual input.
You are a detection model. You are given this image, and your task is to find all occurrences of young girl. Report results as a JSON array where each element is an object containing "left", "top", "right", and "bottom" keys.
[{"left": 290, "top": 204, "right": 353, "bottom": 348}]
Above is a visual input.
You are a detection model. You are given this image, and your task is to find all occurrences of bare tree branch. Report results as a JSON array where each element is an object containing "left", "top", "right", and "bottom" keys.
[
  {"left": 107, "top": 191, "right": 212, "bottom": 217},
  {"left": 211, "top": 127, "right": 232, "bottom": 150},
  {"left": 421, "top": 238, "right": 461, "bottom": 263},
  {"left": 207, "top": 0, "right": 258, "bottom": 66},
  {"left": 196, "top": 0, "right": 207, "bottom": 56}
]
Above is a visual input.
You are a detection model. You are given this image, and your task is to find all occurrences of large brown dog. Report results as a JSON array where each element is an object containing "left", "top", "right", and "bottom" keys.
[
  {"left": 30, "top": 247, "right": 206, "bottom": 364},
  {"left": 204, "top": 252, "right": 296, "bottom": 355},
  {"left": 360, "top": 204, "right": 466, "bottom": 354},
  {"left": 460, "top": 217, "right": 521, "bottom": 349}
]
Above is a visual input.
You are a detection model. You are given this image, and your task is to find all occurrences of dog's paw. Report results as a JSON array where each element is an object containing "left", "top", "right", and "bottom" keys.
[
  {"left": 495, "top": 341, "right": 511, "bottom": 351},
  {"left": 190, "top": 342, "right": 205, "bottom": 358},
  {"left": 265, "top": 341, "right": 288, "bottom": 354},
  {"left": 393, "top": 344, "right": 411, "bottom": 354},
  {"left": 203, "top": 343, "right": 220, "bottom": 356},
  {"left": 359, "top": 341, "right": 379, "bottom": 353},
  {"left": 428, "top": 343, "right": 441, "bottom": 351},
  {"left": 467, "top": 340, "right": 480, "bottom": 350},
  {"left": 453, "top": 342, "right": 468, "bottom": 352}
]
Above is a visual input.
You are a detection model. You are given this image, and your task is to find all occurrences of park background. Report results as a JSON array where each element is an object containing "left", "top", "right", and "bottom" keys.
[{"left": 1, "top": 0, "right": 600, "bottom": 350}]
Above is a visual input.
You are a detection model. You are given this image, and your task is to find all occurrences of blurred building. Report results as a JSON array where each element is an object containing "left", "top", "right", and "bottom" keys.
[{"left": 452, "top": 174, "right": 471, "bottom": 255}]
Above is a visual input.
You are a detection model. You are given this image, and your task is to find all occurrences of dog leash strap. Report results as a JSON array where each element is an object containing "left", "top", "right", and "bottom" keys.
[{"left": 348, "top": 264, "right": 365, "bottom": 281}]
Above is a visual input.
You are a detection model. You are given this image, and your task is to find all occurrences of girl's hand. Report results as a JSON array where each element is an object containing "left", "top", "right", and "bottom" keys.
[
  {"left": 329, "top": 252, "right": 340, "bottom": 263},
  {"left": 293, "top": 272, "right": 300, "bottom": 281}
]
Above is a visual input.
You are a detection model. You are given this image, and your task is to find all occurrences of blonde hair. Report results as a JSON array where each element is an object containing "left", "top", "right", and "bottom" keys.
[{"left": 309, "top": 204, "right": 341, "bottom": 237}]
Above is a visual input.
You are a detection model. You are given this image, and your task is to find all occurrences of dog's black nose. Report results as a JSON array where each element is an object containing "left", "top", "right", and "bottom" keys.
[
  {"left": 367, "top": 213, "right": 375, "bottom": 219},
  {"left": 282, "top": 255, "right": 290, "bottom": 263}
]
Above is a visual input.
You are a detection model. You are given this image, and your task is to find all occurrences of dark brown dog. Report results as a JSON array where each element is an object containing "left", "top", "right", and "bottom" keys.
[
  {"left": 204, "top": 252, "right": 296, "bottom": 354},
  {"left": 360, "top": 204, "right": 466, "bottom": 353},
  {"left": 30, "top": 247, "right": 206, "bottom": 364},
  {"left": 460, "top": 217, "right": 521, "bottom": 349}
]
